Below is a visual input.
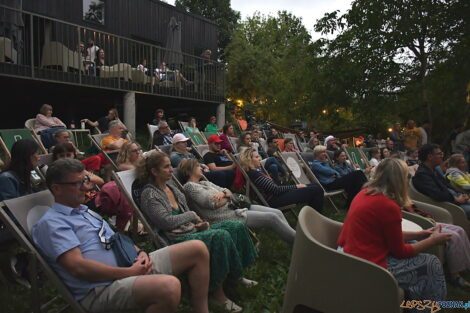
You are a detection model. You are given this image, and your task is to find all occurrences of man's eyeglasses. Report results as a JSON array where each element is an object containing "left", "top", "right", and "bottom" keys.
[{"left": 56, "top": 175, "right": 92, "bottom": 188}]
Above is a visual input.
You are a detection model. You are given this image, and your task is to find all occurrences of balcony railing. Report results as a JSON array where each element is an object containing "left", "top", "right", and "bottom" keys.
[{"left": 0, "top": 5, "right": 225, "bottom": 103}]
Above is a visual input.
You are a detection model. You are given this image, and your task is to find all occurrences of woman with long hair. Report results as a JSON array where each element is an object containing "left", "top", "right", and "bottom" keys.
[
  {"left": 239, "top": 148, "right": 324, "bottom": 212},
  {"left": 0, "top": 139, "right": 41, "bottom": 200},
  {"left": 219, "top": 124, "right": 236, "bottom": 152},
  {"left": 179, "top": 159, "right": 295, "bottom": 244},
  {"left": 338, "top": 158, "right": 450, "bottom": 303},
  {"left": 116, "top": 141, "right": 143, "bottom": 171},
  {"left": 135, "top": 151, "right": 257, "bottom": 312}
]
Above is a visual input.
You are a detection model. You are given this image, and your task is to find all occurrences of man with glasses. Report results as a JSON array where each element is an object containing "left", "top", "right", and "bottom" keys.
[
  {"left": 412, "top": 144, "right": 470, "bottom": 219},
  {"left": 32, "top": 158, "right": 211, "bottom": 313},
  {"left": 152, "top": 121, "right": 173, "bottom": 147}
]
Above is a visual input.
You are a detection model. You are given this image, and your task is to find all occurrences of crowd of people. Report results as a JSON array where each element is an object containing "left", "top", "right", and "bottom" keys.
[{"left": 0, "top": 104, "right": 470, "bottom": 313}]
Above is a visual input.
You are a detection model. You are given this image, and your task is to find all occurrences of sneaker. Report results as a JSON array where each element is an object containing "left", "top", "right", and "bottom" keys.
[
  {"left": 239, "top": 277, "right": 258, "bottom": 287},
  {"left": 224, "top": 298, "right": 242, "bottom": 312}
]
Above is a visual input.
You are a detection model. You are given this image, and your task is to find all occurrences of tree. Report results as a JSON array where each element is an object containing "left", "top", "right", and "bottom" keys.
[
  {"left": 175, "top": 0, "right": 240, "bottom": 56},
  {"left": 225, "top": 12, "right": 314, "bottom": 126},
  {"left": 315, "top": 0, "right": 467, "bottom": 137}
]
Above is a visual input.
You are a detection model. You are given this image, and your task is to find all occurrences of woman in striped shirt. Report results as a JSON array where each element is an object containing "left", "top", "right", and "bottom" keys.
[{"left": 239, "top": 148, "right": 324, "bottom": 212}]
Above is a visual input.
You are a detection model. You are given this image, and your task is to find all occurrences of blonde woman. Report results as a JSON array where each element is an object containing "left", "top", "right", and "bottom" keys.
[
  {"left": 179, "top": 159, "right": 295, "bottom": 244},
  {"left": 240, "top": 148, "right": 324, "bottom": 211},
  {"left": 446, "top": 154, "right": 470, "bottom": 192},
  {"left": 116, "top": 141, "right": 143, "bottom": 171},
  {"left": 338, "top": 158, "right": 450, "bottom": 304}
]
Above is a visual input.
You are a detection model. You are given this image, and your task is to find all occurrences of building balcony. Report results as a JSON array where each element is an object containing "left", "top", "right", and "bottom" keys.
[{"left": 0, "top": 4, "right": 225, "bottom": 103}]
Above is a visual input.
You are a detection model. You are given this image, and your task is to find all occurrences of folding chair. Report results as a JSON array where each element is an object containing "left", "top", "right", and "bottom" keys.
[
  {"left": 156, "top": 144, "right": 173, "bottom": 156},
  {"left": 112, "top": 169, "right": 167, "bottom": 248},
  {"left": 343, "top": 146, "right": 370, "bottom": 170},
  {"left": 88, "top": 133, "right": 119, "bottom": 170},
  {"left": 279, "top": 151, "right": 345, "bottom": 213},
  {"left": 227, "top": 136, "right": 238, "bottom": 152},
  {"left": 187, "top": 132, "right": 207, "bottom": 145},
  {"left": 193, "top": 144, "right": 210, "bottom": 159},
  {"left": 147, "top": 124, "right": 159, "bottom": 150},
  {"left": 0, "top": 190, "right": 87, "bottom": 313},
  {"left": 229, "top": 153, "right": 298, "bottom": 220},
  {"left": 0, "top": 129, "right": 47, "bottom": 160},
  {"left": 283, "top": 133, "right": 301, "bottom": 151},
  {"left": 178, "top": 121, "right": 189, "bottom": 132}
]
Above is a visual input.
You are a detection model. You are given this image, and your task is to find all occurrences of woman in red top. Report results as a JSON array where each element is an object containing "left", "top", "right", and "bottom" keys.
[{"left": 338, "top": 158, "right": 450, "bottom": 306}]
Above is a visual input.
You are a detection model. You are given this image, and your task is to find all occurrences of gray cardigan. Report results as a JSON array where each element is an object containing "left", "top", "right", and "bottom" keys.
[
  {"left": 183, "top": 180, "right": 247, "bottom": 224},
  {"left": 140, "top": 182, "right": 197, "bottom": 238}
]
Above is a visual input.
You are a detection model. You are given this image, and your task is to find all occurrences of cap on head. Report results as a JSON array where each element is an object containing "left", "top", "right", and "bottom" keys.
[
  {"left": 208, "top": 135, "right": 223, "bottom": 144},
  {"left": 172, "top": 133, "right": 189, "bottom": 144}
]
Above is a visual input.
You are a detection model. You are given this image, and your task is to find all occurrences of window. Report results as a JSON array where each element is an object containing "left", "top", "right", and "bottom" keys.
[{"left": 83, "top": 0, "right": 105, "bottom": 25}]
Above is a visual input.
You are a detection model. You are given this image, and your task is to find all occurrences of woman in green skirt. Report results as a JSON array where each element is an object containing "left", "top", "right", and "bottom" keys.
[{"left": 136, "top": 151, "right": 257, "bottom": 312}]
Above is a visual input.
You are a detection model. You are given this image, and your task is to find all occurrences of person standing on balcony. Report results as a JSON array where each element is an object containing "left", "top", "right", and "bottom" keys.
[{"left": 85, "top": 38, "right": 99, "bottom": 75}]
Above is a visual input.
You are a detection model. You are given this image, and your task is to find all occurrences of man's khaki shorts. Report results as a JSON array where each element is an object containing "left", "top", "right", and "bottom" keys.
[{"left": 80, "top": 247, "right": 172, "bottom": 313}]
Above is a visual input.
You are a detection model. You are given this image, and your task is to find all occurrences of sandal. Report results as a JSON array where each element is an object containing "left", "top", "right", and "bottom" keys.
[{"left": 450, "top": 276, "right": 470, "bottom": 289}]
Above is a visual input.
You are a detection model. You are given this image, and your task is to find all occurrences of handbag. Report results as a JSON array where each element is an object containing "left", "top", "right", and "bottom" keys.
[
  {"left": 228, "top": 193, "right": 251, "bottom": 210},
  {"left": 86, "top": 209, "right": 137, "bottom": 267},
  {"left": 110, "top": 233, "right": 138, "bottom": 267}
]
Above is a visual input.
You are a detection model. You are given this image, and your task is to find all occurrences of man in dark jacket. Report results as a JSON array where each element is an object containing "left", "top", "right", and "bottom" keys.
[
  {"left": 152, "top": 121, "right": 173, "bottom": 147},
  {"left": 412, "top": 144, "right": 470, "bottom": 219}
]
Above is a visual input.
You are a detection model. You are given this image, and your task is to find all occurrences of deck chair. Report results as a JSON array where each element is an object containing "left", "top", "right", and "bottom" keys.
[
  {"left": 343, "top": 147, "right": 370, "bottom": 170},
  {"left": 112, "top": 169, "right": 166, "bottom": 248},
  {"left": 282, "top": 206, "right": 404, "bottom": 313},
  {"left": 156, "top": 144, "right": 173, "bottom": 156},
  {"left": 409, "top": 180, "right": 470, "bottom": 237},
  {"left": 288, "top": 151, "right": 346, "bottom": 213},
  {"left": 193, "top": 144, "right": 210, "bottom": 158},
  {"left": 187, "top": 132, "right": 207, "bottom": 145},
  {"left": 283, "top": 133, "right": 301, "bottom": 151},
  {"left": 227, "top": 136, "right": 238, "bottom": 152},
  {"left": 0, "top": 129, "right": 47, "bottom": 160},
  {"left": 147, "top": 124, "right": 159, "bottom": 150},
  {"left": 229, "top": 153, "right": 298, "bottom": 220},
  {"left": 0, "top": 190, "right": 87, "bottom": 313},
  {"left": 178, "top": 121, "right": 189, "bottom": 132},
  {"left": 88, "top": 133, "right": 119, "bottom": 170}
]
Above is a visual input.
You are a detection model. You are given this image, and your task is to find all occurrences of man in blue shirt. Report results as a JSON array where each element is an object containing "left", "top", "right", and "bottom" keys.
[
  {"left": 311, "top": 145, "right": 367, "bottom": 209},
  {"left": 32, "top": 158, "right": 210, "bottom": 313}
]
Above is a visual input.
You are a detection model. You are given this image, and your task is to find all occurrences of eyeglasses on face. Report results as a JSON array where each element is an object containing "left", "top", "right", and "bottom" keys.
[{"left": 55, "top": 175, "right": 92, "bottom": 188}]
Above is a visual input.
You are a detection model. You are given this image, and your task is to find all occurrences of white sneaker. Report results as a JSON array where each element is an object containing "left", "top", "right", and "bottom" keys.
[
  {"left": 239, "top": 277, "right": 258, "bottom": 287},
  {"left": 224, "top": 298, "right": 243, "bottom": 312}
]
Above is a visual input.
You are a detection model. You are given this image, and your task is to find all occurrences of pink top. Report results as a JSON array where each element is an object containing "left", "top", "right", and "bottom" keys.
[{"left": 34, "top": 114, "right": 66, "bottom": 133}]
